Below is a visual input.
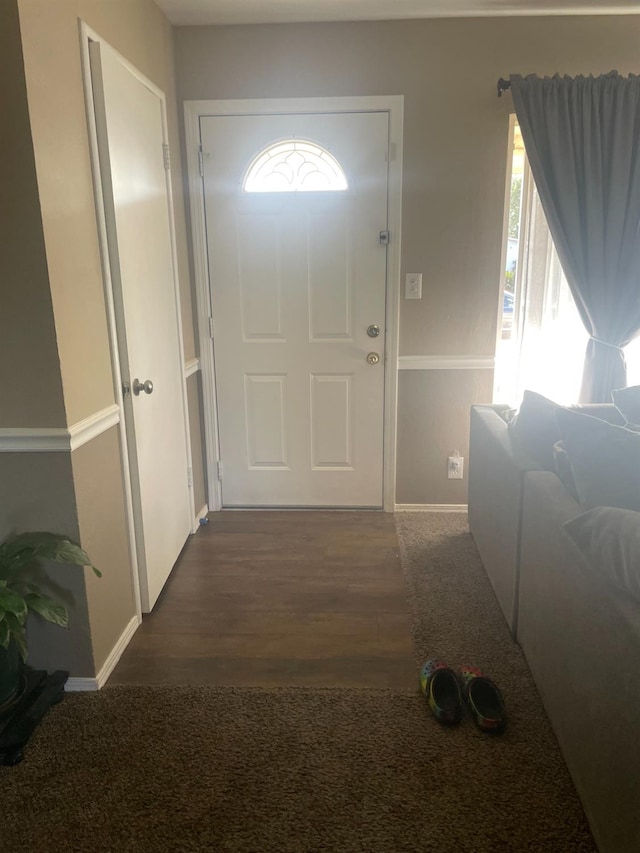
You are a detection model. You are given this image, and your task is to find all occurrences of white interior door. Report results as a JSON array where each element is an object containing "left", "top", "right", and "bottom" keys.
[
  {"left": 201, "top": 112, "right": 389, "bottom": 507},
  {"left": 90, "top": 42, "right": 192, "bottom": 610}
]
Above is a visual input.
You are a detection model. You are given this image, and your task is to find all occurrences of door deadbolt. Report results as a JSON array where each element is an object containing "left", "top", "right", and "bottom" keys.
[
  {"left": 367, "top": 352, "right": 380, "bottom": 365},
  {"left": 133, "top": 378, "right": 154, "bottom": 396},
  {"left": 367, "top": 324, "right": 381, "bottom": 338}
]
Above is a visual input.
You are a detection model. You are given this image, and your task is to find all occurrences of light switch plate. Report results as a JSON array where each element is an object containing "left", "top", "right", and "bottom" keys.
[{"left": 405, "top": 273, "right": 422, "bottom": 299}]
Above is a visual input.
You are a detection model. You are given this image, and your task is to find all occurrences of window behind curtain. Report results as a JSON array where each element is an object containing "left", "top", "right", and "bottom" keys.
[{"left": 494, "top": 119, "right": 640, "bottom": 406}]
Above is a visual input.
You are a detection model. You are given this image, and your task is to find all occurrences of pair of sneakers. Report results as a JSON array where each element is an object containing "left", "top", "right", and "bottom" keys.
[{"left": 419, "top": 659, "right": 507, "bottom": 733}]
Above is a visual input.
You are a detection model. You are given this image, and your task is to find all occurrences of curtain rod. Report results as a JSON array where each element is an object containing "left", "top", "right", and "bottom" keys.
[{"left": 497, "top": 78, "right": 511, "bottom": 98}]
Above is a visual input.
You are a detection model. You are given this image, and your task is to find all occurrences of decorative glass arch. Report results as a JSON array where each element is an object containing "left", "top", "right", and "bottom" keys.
[{"left": 243, "top": 140, "right": 348, "bottom": 193}]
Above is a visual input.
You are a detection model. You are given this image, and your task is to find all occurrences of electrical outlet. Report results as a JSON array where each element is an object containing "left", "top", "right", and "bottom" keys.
[
  {"left": 448, "top": 455, "right": 464, "bottom": 480},
  {"left": 405, "top": 273, "right": 423, "bottom": 299}
]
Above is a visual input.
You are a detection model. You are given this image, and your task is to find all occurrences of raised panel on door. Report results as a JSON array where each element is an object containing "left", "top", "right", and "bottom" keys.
[
  {"left": 310, "top": 374, "right": 354, "bottom": 469},
  {"left": 244, "top": 374, "right": 290, "bottom": 469},
  {"left": 201, "top": 111, "right": 388, "bottom": 507},
  {"left": 308, "top": 211, "right": 352, "bottom": 341},
  {"left": 237, "top": 213, "right": 285, "bottom": 341}
]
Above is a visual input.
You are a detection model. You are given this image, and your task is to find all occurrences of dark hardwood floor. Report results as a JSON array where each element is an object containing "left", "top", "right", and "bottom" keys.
[{"left": 109, "top": 511, "right": 416, "bottom": 689}]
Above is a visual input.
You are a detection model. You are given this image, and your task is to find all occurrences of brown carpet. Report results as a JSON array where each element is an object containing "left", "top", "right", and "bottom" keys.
[{"left": 1, "top": 513, "right": 596, "bottom": 852}]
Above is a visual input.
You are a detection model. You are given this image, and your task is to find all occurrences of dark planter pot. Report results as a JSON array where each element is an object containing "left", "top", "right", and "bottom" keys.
[{"left": 0, "top": 640, "right": 22, "bottom": 712}]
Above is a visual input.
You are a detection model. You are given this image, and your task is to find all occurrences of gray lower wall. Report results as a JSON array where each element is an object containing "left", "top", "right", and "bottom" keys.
[
  {"left": 395, "top": 369, "right": 494, "bottom": 504},
  {"left": 187, "top": 372, "right": 207, "bottom": 514},
  {"left": 0, "top": 451, "right": 94, "bottom": 675}
]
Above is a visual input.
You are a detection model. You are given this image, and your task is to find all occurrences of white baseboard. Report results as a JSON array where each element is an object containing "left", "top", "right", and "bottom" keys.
[
  {"left": 192, "top": 503, "right": 209, "bottom": 533},
  {"left": 64, "top": 677, "right": 100, "bottom": 692},
  {"left": 395, "top": 503, "right": 468, "bottom": 513},
  {"left": 65, "top": 614, "right": 140, "bottom": 692}
]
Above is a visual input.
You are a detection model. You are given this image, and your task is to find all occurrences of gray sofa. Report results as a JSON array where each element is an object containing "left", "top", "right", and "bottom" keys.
[
  {"left": 468, "top": 399, "right": 640, "bottom": 853},
  {"left": 468, "top": 403, "right": 539, "bottom": 634}
]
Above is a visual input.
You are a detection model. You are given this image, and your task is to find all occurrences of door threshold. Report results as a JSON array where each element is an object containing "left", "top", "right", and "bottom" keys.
[{"left": 220, "top": 506, "right": 384, "bottom": 512}]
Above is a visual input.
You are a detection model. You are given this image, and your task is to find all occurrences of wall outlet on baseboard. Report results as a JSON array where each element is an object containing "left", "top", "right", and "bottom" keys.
[{"left": 447, "top": 455, "right": 464, "bottom": 479}]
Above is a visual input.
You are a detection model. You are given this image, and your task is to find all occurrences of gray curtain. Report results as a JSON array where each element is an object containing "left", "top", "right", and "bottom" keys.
[{"left": 510, "top": 71, "right": 640, "bottom": 402}]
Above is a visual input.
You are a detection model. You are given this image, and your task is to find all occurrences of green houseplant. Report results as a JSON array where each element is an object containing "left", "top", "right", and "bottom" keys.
[{"left": 0, "top": 532, "right": 100, "bottom": 709}]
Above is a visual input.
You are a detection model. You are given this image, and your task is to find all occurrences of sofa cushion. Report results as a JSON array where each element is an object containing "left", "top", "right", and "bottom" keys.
[
  {"left": 508, "top": 390, "right": 564, "bottom": 471},
  {"left": 564, "top": 506, "right": 640, "bottom": 604},
  {"left": 612, "top": 384, "right": 640, "bottom": 427},
  {"left": 555, "top": 407, "right": 640, "bottom": 511},
  {"left": 577, "top": 403, "right": 626, "bottom": 426}
]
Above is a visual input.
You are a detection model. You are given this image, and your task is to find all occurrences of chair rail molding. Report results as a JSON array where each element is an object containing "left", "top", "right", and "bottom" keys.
[
  {"left": 185, "top": 358, "right": 200, "bottom": 379},
  {"left": 0, "top": 404, "right": 120, "bottom": 453},
  {"left": 398, "top": 355, "right": 495, "bottom": 370}
]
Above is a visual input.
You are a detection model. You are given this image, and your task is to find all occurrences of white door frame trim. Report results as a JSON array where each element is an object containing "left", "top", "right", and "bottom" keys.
[{"left": 184, "top": 95, "right": 403, "bottom": 512}]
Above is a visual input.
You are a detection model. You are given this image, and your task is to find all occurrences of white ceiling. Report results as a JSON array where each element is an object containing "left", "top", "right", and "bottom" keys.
[{"left": 155, "top": 0, "right": 640, "bottom": 26}]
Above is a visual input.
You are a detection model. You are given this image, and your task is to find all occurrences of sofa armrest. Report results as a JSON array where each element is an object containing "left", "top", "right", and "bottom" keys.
[
  {"left": 469, "top": 405, "right": 543, "bottom": 472},
  {"left": 468, "top": 405, "right": 541, "bottom": 632}
]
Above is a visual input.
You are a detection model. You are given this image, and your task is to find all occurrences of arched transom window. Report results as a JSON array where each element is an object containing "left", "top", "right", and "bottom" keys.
[{"left": 243, "top": 140, "right": 348, "bottom": 192}]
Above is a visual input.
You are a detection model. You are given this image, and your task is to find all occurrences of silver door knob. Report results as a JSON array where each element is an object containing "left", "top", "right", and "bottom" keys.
[
  {"left": 133, "top": 378, "right": 154, "bottom": 396},
  {"left": 367, "top": 352, "right": 380, "bottom": 365},
  {"left": 367, "top": 324, "right": 381, "bottom": 338}
]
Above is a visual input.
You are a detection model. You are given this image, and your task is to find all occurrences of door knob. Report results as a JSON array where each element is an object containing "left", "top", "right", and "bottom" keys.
[
  {"left": 367, "top": 352, "right": 380, "bottom": 365},
  {"left": 367, "top": 324, "right": 381, "bottom": 338},
  {"left": 133, "top": 378, "right": 154, "bottom": 396}
]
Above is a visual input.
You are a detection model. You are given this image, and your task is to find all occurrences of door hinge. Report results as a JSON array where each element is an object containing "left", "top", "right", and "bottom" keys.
[
  {"left": 198, "top": 146, "right": 204, "bottom": 177},
  {"left": 187, "top": 466, "right": 193, "bottom": 487},
  {"left": 162, "top": 143, "right": 170, "bottom": 171},
  {"left": 379, "top": 230, "right": 390, "bottom": 245},
  {"left": 217, "top": 461, "right": 223, "bottom": 481},
  {"left": 208, "top": 316, "right": 215, "bottom": 338}
]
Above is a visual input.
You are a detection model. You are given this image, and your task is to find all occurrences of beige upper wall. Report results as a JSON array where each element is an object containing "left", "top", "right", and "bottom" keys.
[
  {"left": 0, "top": 0, "right": 67, "bottom": 428},
  {"left": 174, "top": 16, "right": 640, "bottom": 358},
  {"left": 17, "top": 0, "right": 196, "bottom": 428}
]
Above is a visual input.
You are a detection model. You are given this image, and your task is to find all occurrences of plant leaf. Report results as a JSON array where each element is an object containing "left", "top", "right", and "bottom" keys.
[
  {"left": 0, "top": 618, "right": 9, "bottom": 649},
  {"left": 4, "top": 612, "right": 23, "bottom": 631},
  {"left": 0, "top": 532, "right": 101, "bottom": 578},
  {"left": 3, "top": 612, "right": 27, "bottom": 659},
  {"left": 24, "top": 593, "right": 68, "bottom": 628},
  {"left": 0, "top": 587, "right": 28, "bottom": 621}
]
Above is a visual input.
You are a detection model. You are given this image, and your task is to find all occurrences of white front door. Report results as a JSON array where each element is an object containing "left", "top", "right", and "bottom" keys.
[
  {"left": 90, "top": 42, "right": 192, "bottom": 610},
  {"left": 201, "top": 111, "right": 389, "bottom": 507}
]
